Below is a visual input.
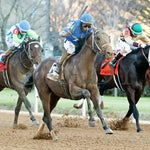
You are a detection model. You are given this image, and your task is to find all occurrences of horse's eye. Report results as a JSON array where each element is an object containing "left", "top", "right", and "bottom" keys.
[{"left": 96, "top": 36, "right": 100, "bottom": 40}]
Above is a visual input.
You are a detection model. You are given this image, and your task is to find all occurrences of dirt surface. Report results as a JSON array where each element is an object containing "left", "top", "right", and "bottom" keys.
[{"left": 0, "top": 111, "right": 150, "bottom": 150}]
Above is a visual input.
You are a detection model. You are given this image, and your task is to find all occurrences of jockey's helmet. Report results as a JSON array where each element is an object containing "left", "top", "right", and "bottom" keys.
[
  {"left": 19, "top": 20, "right": 30, "bottom": 33},
  {"left": 80, "top": 14, "right": 94, "bottom": 24},
  {"left": 130, "top": 23, "right": 142, "bottom": 35}
]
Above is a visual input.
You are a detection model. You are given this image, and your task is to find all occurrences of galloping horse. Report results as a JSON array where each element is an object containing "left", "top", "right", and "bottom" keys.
[
  {"left": 0, "top": 37, "right": 42, "bottom": 127},
  {"left": 95, "top": 45, "right": 150, "bottom": 132},
  {"left": 33, "top": 31, "right": 114, "bottom": 140}
]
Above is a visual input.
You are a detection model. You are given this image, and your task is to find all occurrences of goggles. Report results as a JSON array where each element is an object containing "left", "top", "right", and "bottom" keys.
[
  {"left": 82, "top": 24, "right": 91, "bottom": 28},
  {"left": 20, "top": 30, "right": 27, "bottom": 35}
]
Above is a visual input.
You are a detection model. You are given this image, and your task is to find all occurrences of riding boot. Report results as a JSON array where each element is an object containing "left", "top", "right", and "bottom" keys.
[
  {"left": 55, "top": 53, "right": 70, "bottom": 73},
  {"left": 1, "top": 47, "right": 15, "bottom": 64},
  {"left": 109, "top": 53, "right": 123, "bottom": 67}
]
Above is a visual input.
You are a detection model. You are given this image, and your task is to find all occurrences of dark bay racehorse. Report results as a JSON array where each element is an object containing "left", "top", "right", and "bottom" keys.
[
  {"left": 95, "top": 45, "right": 150, "bottom": 132},
  {"left": 33, "top": 31, "right": 114, "bottom": 140},
  {"left": 0, "top": 37, "right": 42, "bottom": 127}
]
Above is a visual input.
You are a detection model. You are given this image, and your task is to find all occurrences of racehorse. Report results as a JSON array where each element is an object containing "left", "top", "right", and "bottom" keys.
[
  {"left": 0, "top": 37, "right": 42, "bottom": 127},
  {"left": 95, "top": 45, "right": 150, "bottom": 132},
  {"left": 33, "top": 31, "right": 114, "bottom": 140}
]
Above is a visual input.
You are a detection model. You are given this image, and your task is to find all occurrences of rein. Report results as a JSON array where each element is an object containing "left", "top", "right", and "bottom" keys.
[
  {"left": 142, "top": 48, "right": 150, "bottom": 66},
  {"left": 84, "top": 35, "right": 100, "bottom": 53},
  {"left": 20, "top": 40, "right": 41, "bottom": 70}
]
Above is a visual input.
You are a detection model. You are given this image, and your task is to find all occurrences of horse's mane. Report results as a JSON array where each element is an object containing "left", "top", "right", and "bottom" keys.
[
  {"left": 129, "top": 45, "right": 150, "bottom": 55},
  {"left": 75, "top": 32, "right": 92, "bottom": 53}
]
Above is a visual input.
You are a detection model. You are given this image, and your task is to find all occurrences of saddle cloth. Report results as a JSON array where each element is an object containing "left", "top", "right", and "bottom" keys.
[
  {"left": 0, "top": 53, "right": 8, "bottom": 72},
  {"left": 100, "top": 54, "right": 122, "bottom": 76}
]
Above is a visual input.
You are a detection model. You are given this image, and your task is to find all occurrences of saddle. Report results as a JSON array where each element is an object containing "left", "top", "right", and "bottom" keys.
[{"left": 100, "top": 54, "right": 122, "bottom": 76}]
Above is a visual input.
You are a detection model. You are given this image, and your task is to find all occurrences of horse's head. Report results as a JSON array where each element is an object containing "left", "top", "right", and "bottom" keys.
[
  {"left": 94, "top": 30, "right": 113, "bottom": 59},
  {"left": 24, "top": 36, "right": 42, "bottom": 64}
]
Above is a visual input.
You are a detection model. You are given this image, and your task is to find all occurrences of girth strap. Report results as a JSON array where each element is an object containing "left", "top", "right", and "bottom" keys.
[{"left": 113, "top": 74, "right": 124, "bottom": 91}]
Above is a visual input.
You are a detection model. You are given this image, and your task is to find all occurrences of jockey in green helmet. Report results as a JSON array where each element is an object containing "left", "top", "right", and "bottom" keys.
[{"left": 109, "top": 23, "right": 150, "bottom": 67}]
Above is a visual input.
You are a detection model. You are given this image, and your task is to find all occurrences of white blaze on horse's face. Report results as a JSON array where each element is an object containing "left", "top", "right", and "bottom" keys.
[{"left": 34, "top": 44, "right": 39, "bottom": 48}]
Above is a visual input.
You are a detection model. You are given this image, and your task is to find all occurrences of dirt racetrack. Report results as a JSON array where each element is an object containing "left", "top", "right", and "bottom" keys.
[{"left": 0, "top": 111, "right": 150, "bottom": 150}]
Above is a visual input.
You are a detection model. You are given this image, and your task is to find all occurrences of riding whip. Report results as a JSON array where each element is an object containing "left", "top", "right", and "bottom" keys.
[{"left": 70, "top": 5, "right": 88, "bottom": 33}]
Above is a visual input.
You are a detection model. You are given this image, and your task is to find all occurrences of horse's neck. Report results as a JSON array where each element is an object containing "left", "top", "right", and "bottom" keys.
[
  {"left": 17, "top": 50, "right": 33, "bottom": 73},
  {"left": 78, "top": 35, "right": 96, "bottom": 65}
]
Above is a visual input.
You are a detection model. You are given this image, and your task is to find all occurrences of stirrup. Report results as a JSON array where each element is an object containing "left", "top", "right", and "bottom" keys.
[{"left": 47, "top": 71, "right": 59, "bottom": 81}]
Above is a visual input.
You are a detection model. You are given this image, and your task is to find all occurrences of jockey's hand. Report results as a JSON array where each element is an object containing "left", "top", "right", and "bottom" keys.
[
  {"left": 59, "top": 28, "right": 72, "bottom": 38},
  {"left": 141, "top": 44, "right": 146, "bottom": 48}
]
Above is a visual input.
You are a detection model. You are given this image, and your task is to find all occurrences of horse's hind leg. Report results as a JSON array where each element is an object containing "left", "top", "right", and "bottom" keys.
[
  {"left": 13, "top": 97, "right": 23, "bottom": 127},
  {"left": 36, "top": 91, "right": 59, "bottom": 141}
]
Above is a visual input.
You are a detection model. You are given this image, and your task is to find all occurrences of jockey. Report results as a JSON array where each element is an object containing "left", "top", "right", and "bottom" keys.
[
  {"left": 53, "top": 13, "right": 95, "bottom": 74},
  {"left": 2, "top": 20, "right": 40, "bottom": 63},
  {"left": 109, "top": 23, "right": 150, "bottom": 67}
]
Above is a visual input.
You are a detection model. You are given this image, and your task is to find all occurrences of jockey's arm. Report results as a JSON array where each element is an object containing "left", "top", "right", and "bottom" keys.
[
  {"left": 13, "top": 34, "right": 23, "bottom": 47},
  {"left": 28, "top": 30, "right": 43, "bottom": 47},
  {"left": 125, "top": 36, "right": 141, "bottom": 47},
  {"left": 137, "top": 33, "right": 150, "bottom": 45},
  {"left": 28, "top": 30, "right": 39, "bottom": 40},
  {"left": 59, "top": 22, "right": 74, "bottom": 37}
]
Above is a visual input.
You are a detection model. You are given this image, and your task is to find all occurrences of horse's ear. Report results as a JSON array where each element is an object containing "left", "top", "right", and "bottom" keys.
[
  {"left": 38, "top": 36, "right": 40, "bottom": 42},
  {"left": 109, "top": 36, "right": 111, "bottom": 43}
]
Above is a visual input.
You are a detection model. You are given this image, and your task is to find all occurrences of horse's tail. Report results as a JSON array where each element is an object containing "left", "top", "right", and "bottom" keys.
[{"left": 24, "top": 72, "right": 34, "bottom": 92}]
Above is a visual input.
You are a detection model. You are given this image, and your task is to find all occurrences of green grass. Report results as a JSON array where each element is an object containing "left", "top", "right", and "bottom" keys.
[{"left": 0, "top": 88, "right": 150, "bottom": 120}]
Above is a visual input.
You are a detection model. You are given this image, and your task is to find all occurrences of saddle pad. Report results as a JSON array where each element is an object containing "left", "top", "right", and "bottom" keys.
[{"left": 100, "top": 54, "right": 121, "bottom": 76}]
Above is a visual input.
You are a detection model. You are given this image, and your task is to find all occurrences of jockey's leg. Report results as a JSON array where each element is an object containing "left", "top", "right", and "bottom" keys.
[
  {"left": 56, "top": 52, "right": 70, "bottom": 73},
  {"left": 1, "top": 46, "right": 15, "bottom": 64},
  {"left": 109, "top": 52, "right": 123, "bottom": 67}
]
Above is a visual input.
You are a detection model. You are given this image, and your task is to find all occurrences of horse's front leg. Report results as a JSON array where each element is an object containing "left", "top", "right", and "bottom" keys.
[
  {"left": 70, "top": 86, "right": 95, "bottom": 127},
  {"left": 126, "top": 89, "right": 143, "bottom": 132},
  {"left": 91, "top": 87, "right": 113, "bottom": 134},
  {"left": 13, "top": 97, "right": 23, "bottom": 127},
  {"left": 131, "top": 102, "right": 143, "bottom": 132},
  {"left": 18, "top": 92, "right": 39, "bottom": 126}
]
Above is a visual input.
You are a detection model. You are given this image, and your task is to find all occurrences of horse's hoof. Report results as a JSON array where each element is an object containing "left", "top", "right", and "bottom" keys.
[
  {"left": 137, "top": 128, "right": 143, "bottom": 132},
  {"left": 32, "top": 120, "right": 39, "bottom": 125},
  {"left": 89, "top": 121, "right": 95, "bottom": 127},
  {"left": 55, "top": 138, "right": 59, "bottom": 142},
  {"left": 13, "top": 124, "right": 17, "bottom": 129},
  {"left": 105, "top": 128, "right": 113, "bottom": 134}
]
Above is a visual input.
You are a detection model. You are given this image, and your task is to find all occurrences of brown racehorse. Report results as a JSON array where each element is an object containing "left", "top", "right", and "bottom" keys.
[
  {"left": 95, "top": 45, "right": 150, "bottom": 132},
  {"left": 0, "top": 37, "right": 42, "bottom": 127},
  {"left": 33, "top": 31, "right": 114, "bottom": 140}
]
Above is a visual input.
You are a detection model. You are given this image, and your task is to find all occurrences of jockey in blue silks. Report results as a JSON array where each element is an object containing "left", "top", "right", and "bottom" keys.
[{"left": 53, "top": 13, "right": 95, "bottom": 74}]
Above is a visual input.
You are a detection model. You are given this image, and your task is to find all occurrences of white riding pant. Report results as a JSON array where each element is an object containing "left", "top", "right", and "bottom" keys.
[
  {"left": 64, "top": 40, "right": 75, "bottom": 54},
  {"left": 118, "top": 39, "right": 138, "bottom": 56},
  {"left": 5, "top": 37, "right": 19, "bottom": 49}
]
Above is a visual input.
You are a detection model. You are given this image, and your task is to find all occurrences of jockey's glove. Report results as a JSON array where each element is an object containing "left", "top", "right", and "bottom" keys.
[
  {"left": 141, "top": 44, "right": 146, "bottom": 48},
  {"left": 59, "top": 28, "right": 72, "bottom": 38}
]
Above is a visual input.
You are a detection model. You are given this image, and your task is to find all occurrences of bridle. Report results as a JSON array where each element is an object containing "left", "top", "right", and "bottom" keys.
[
  {"left": 20, "top": 40, "right": 41, "bottom": 70},
  {"left": 142, "top": 47, "right": 150, "bottom": 66},
  {"left": 84, "top": 33, "right": 100, "bottom": 53}
]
